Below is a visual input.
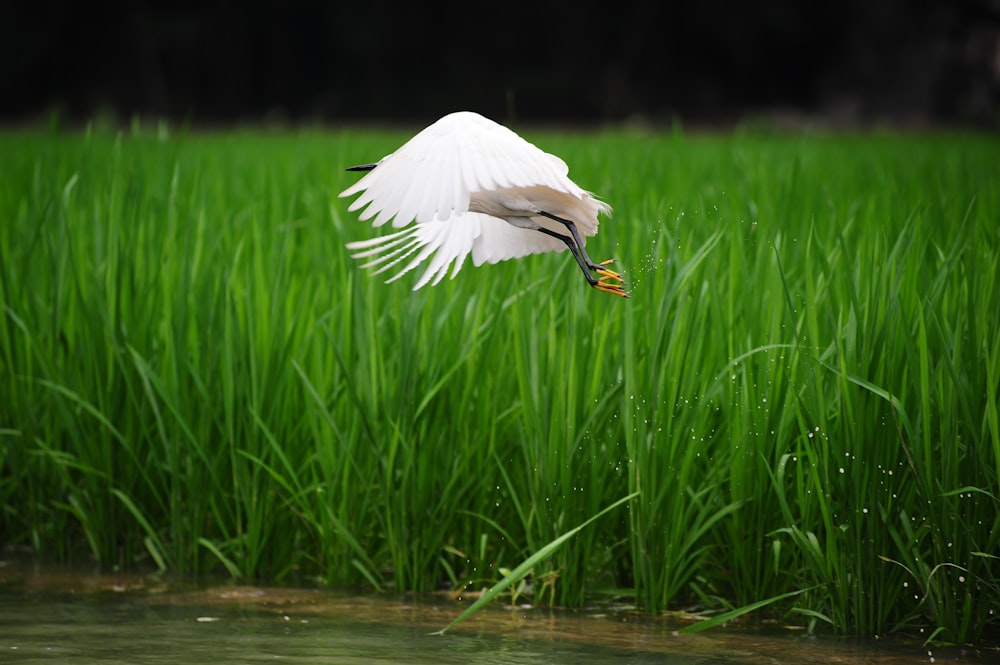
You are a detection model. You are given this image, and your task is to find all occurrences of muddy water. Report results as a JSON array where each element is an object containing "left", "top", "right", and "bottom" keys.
[{"left": 0, "top": 560, "right": 990, "bottom": 664}]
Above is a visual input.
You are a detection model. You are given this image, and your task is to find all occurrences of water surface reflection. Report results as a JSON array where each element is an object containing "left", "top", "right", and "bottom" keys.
[{"left": 0, "top": 562, "right": 988, "bottom": 664}]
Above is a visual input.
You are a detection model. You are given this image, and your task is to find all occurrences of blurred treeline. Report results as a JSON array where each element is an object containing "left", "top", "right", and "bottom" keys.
[{"left": 3, "top": 0, "right": 998, "bottom": 127}]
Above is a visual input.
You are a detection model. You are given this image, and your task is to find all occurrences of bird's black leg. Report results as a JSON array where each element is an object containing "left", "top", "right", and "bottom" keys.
[
  {"left": 533, "top": 227, "right": 628, "bottom": 297},
  {"left": 534, "top": 227, "right": 599, "bottom": 286},
  {"left": 536, "top": 211, "right": 606, "bottom": 271},
  {"left": 535, "top": 211, "right": 627, "bottom": 297}
]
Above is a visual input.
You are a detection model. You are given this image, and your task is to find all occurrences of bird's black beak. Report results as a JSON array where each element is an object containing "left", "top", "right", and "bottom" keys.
[{"left": 346, "top": 163, "right": 379, "bottom": 172}]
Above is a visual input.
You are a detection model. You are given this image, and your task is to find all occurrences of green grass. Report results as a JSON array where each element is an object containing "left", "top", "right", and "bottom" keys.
[{"left": 1, "top": 123, "right": 997, "bottom": 642}]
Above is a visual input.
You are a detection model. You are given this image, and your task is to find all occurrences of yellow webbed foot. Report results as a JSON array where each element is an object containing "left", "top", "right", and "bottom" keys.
[
  {"left": 588, "top": 259, "right": 628, "bottom": 297},
  {"left": 592, "top": 279, "right": 630, "bottom": 298},
  {"left": 594, "top": 282, "right": 629, "bottom": 298},
  {"left": 596, "top": 269, "right": 624, "bottom": 283},
  {"left": 594, "top": 259, "right": 624, "bottom": 284}
]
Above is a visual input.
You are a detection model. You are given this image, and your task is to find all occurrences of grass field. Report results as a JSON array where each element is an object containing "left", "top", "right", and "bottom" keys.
[{"left": 1, "top": 122, "right": 997, "bottom": 642}]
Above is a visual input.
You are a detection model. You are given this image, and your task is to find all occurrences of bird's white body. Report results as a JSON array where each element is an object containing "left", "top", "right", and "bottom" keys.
[{"left": 340, "top": 111, "right": 614, "bottom": 290}]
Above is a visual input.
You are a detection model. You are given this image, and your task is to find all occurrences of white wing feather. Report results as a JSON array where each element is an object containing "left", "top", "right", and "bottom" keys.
[
  {"left": 340, "top": 111, "right": 609, "bottom": 289},
  {"left": 339, "top": 111, "right": 587, "bottom": 228},
  {"left": 345, "top": 212, "right": 566, "bottom": 290}
]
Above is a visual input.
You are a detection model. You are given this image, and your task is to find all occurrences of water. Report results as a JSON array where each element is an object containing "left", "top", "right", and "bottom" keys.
[{"left": 0, "top": 563, "right": 988, "bottom": 664}]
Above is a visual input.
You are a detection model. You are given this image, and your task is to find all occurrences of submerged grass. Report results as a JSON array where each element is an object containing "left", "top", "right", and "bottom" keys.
[{"left": 1, "top": 124, "right": 998, "bottom": 642}]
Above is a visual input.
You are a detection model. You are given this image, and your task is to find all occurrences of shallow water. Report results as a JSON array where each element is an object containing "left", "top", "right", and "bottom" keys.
[{"left": 0, "top": 561, "right": 991, "bottom": 664}]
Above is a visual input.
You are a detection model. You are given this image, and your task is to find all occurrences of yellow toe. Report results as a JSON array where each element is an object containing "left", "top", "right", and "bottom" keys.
[
  {"left": 593, "top": 281, "right": 630, "bottom": 298},
  {"left": 591, "top": 259, "right": 628, "bottom": 296},
  {"left": 596, "top": 268, "right": 624, "bottom": 283}
]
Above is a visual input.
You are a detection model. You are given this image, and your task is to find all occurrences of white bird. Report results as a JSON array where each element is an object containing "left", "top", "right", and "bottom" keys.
[{"left": 339, "top": 111, "right": 628, "bottom": 297}]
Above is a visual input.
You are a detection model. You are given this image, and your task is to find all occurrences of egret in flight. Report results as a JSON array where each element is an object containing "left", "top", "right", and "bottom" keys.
[{"left": 339, "top": 111, "right": 628, "bottom": 297}]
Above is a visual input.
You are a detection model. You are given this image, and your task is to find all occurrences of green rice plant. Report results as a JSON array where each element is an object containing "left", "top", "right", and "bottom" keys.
[
  {"left": 741, "top": 137, "right": 1000, "bottom": 640},
  {"left": 620, "top": 225, "right": 749, "bottom": 612},
  {"left": 494, "top": 287, "right": 632, "bottom": 605},
  {"left": 434, "top": 490, "right": 637, "bottom": 634},
  {"left": 0, "top": 125, "right": 997, "bottom": 641}
]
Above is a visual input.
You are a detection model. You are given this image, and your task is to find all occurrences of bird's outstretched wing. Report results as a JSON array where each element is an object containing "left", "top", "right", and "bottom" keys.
[
  {"left": 338, "top": 111, "right": 585, "bottom": 229},
  {"left": 345, "top": 211, "right": 567, "bottom": 289}
]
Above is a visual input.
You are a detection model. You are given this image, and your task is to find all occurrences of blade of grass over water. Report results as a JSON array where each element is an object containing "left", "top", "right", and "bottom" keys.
[
  {"left": 432, "top": 491, "right": 639, "bottom": 635},
  {"left": 677, "top": 587, "right": 814, "bottom": 635},
  {"left": 0, "top": 125, "right": 997, "bottom": 642}
]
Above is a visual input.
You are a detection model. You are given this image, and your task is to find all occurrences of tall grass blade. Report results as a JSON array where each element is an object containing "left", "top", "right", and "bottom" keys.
[{"left": 433, "top": 491, "right": 638, "bottom": 635}]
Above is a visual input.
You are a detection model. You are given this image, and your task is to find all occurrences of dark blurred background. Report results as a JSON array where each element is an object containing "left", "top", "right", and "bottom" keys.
[{"left": 3, "top": 0, "right": 998, "bottom": 128}]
